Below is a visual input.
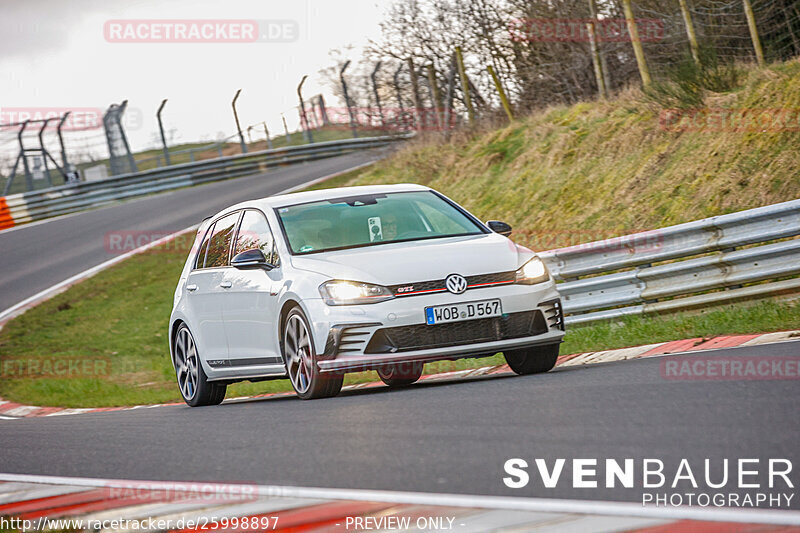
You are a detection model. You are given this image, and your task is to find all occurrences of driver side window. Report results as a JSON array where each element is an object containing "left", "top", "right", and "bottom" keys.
[{"left": 234, "top": 210, "right": 279, "bottom": 266}]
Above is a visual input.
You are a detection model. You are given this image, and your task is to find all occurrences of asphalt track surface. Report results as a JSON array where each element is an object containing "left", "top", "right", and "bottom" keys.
[
  {"left": 0, "top": 150, "right": 380, "bottom": 313},
  {"left": 2, "top": 340, "right": 798, "bottom": 508}
]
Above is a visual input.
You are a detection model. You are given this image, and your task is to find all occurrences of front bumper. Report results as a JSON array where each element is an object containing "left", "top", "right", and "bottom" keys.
[{"left": 304, "top": 280, "right": 566, "bottom": 374}]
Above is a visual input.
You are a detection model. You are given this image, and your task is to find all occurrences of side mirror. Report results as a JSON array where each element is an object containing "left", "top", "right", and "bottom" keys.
[
  {"left": 486, "top": 220, "right": 512, "bottom": 237},
  {"left": 231, "top": 249, "right": 275, "bottom": 270}
]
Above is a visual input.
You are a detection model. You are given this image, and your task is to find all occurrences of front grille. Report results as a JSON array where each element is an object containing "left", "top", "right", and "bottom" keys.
[
  {"left": 364, "top": 311, "right": 546, "bottom": 354},
  {"left": 389, "top": 271, "right": 516, "bottom": 297}
]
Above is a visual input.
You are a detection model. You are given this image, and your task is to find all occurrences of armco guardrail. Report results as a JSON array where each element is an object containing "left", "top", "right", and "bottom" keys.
[
  {"left": 0, "top": 135, "right": 406, "bottom": 230},
  {"left": 539, "top": 198, "right": 800, "bottom": 325}
]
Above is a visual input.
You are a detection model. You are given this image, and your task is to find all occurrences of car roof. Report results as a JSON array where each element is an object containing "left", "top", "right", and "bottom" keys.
[{"left": 217, "top": 183, "right": 433, "bottom": 215}]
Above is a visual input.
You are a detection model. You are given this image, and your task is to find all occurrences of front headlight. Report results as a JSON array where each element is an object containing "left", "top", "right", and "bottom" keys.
[
  {"left": 319, "top": 280, "right": 395, "bottom": 305},
  {"left": 515, "top": 257, "right": 549, "bottom": 285}
]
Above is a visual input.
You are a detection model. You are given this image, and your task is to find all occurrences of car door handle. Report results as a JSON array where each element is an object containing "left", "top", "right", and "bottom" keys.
[
  {"left": 186, "top": 284, "right": 198, "bottom": 292},
  {"left": 220, "top": 281, "right": 232, "bottom": 289}
]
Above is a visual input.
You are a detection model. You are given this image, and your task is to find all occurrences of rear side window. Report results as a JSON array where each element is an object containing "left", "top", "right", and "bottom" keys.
[
  {"left": 233, "top": 210, "right": 279, "bottom": 265},
  {"left": 203, "top": 212, "right": 240, "bottom": 268},
  {"left": 194, "top": 223, "right": 215, "bottom": 269}
]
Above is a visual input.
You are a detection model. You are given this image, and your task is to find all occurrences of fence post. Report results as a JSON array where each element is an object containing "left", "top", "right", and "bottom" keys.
[
  {"left": 57, "top": 112, "right": 70, "bottom": 168},
  {"left": 297, "top": 75, "right": 314, "bottom": 144},
  {"left": 678, "top": 0, "right": 701, "bottom": 65},
  {"left": 586, "top": 23, "right": 607, "bottom": 98},
  {"left": 340, "top": 60, "right": 359, "bottom": 138},
  {"left": 263, "top": 122, "right": 273, "bottom": 150},
  {"left": 37, "top": 119, "right": 54, "bottom": 187},
  {"left": 116, "top": 101, "right": 138, "bottom": 174},
  {"left": 317, "top": 94, "right": 330, "bottom": 126},
  {"left": 281, "top": 113, "right": 291, "bottom": 145},
  {"left": 406, "top": 57, "right": 423, "bottom": 131},
  {"left": 426, "top": 64, "right": 443, "bottom": 130},
  {"left": 455, "top": 47, "right": 475, "bottom": 126},
  {"left": 742, "top": 0, "right": 765, "bottom": 66},
  {"left": 588, "top": 0, "right": 612, "bottom": 93},
  {"left": 443, "top": 55, "right": 457, "bottom": 136},
  {"left": 486, "top": 65, "right": 513, "bottom": 122},
  {"left": 156, "top": 99, "right": 171, "bottom": 166},
  {"left": 371, "top": 61, "right": 385, "bottom": 129},
  {"left": 232, "top": 89, "right": 247, "bottom": 153},
  {"left": 622, "top": 0, "right": 652, "bottom": 88}
]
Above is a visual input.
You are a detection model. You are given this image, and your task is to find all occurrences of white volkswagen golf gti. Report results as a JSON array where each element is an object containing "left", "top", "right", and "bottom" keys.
[{"left": 169, "top": 184, "right": 565, "bottom": 405}]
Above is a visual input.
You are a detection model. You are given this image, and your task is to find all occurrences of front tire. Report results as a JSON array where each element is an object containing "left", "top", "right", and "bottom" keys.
[
  {"left": 173, "top": 325, "right": 226, "bottom": 407},
  {"left": 504, "top": 344, "right": 559, "bottom": 375},
  {"left": 283, "top": 307, "right": 343, "bottom": 400},
  {"left": 377, "top": 362, "right": 424, "bottom": 387}
]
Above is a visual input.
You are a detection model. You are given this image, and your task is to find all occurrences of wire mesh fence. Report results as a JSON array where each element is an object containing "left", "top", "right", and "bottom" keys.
[{"left": 3, "top": 0, "right": 797, "bottom": 195}]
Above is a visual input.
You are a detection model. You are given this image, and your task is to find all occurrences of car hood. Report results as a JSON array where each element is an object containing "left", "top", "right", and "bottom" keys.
[{"left": 289, "top": 233, "right": 534, "bottom": 285}]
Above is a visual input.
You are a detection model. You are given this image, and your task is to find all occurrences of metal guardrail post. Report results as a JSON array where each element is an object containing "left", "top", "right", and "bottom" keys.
[
  {"left": 232, "top": 89, "right": 247, "bottom": 154},
  {"left": 157, "top": 99, "right": 171, "bottom": 166}
]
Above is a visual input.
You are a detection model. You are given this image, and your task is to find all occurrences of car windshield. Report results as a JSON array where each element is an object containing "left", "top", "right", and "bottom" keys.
[{"left": 276, "top": 191, "right": 486, "bottom": 254}]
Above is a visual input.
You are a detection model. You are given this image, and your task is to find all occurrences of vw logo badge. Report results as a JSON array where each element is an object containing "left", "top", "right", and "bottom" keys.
[{"left": 445, "top": 274, "right": 468, "bottom": 294}]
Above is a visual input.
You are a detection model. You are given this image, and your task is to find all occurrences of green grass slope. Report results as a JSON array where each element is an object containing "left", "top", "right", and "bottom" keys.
[{"left": 320, "top": 61, "right": 800, "bottom": 251}]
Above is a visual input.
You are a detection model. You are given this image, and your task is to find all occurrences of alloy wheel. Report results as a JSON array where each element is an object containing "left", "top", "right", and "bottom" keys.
[
  {"left": 284, "top": 314, "right": 313, "bottom": 394},
  {"left": 174, "top": 327, "right": 199, "bottom": 401}
]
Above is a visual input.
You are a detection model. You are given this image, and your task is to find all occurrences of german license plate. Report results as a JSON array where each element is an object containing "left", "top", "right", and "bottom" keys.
[{"left": 425, "top": 299, "right": 502, "bottom": 325}]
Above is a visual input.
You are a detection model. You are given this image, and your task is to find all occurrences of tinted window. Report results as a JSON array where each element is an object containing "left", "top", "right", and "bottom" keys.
[
  {"left": 204, "top": 212, "right": 240, "bottom": 268},
  {"left": 234, "top": 210, "right": 278, "bottom": 265},
  {"left": 276, "top": 191, "right": 484, "bottom": 254}
]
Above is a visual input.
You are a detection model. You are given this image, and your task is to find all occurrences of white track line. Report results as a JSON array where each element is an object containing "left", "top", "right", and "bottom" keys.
[
  {"left": 0, "top": 473, "right": 798, "bottom": 526},
  {"left": 0, "top": 161, "right": 376, "bottom": 326}
]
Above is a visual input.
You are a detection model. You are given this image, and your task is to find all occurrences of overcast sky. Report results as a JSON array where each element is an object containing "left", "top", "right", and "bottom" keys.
[{"left": 0, "top": 0, "right": 387, "bottom": 152}]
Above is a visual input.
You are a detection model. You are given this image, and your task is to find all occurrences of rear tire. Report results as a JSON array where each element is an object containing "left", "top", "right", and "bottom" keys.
[
  {"left": 504, "top": 344, "right": 559, "bottom": 375},
  {"left": 173, "top": 324, "right": 227, "bottom": 407},
  {"left": 377, "top": 362, "right": 424, "bottom": 387},
  {"left": 283, "top": 307, "right": 343, "bottom": 400}
]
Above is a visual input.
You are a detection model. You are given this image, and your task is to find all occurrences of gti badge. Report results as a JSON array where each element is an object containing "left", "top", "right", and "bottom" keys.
[{"left": 445, "top": 273, "right": 468, "bottom": 294}]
